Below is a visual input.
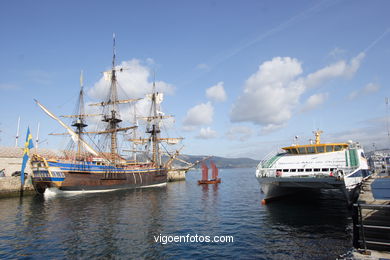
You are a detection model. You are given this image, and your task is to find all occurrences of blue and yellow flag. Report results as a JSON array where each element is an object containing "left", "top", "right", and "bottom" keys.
[{"left": 21, "top": 127, "right": 34, "bottom": 185}]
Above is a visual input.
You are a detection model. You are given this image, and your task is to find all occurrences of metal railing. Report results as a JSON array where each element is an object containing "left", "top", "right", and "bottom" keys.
[{"left": 352, "top": 203, "right": 390, "bottom": 253}]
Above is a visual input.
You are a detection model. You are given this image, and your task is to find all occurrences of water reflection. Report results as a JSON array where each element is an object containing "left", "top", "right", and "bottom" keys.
[
  {"left": 0, "top": 169, "right": 356, "bottom": 259},
  {"left": 262, "top": 190, "right": 352, "bottom": 259}
]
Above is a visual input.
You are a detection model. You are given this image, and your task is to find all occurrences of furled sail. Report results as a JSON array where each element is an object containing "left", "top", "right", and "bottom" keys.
[
  {"left": 34, "top": 99, "right": 99, "bottom": 156},
  {"left": 146, "top": 93, "right": 164, "bottom": 104},
  {"left": 128, "top": 137, "right": 182, "bottom": 145},
  {"left": 61, "top": 114, "right": 102, "bottom": 118},
  {"left": 89, "top": 98, "right": 141, "bottom": 107}
]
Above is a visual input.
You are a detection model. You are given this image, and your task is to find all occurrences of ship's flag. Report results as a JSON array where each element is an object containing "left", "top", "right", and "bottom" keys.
[{"left": 20, "top": 127, "right": 34, "bottom": 185}]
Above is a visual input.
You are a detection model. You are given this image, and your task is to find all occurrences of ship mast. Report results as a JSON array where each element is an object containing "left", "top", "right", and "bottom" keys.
[
  {"left": 71, "top": 70, "right": 88, "bottom": 159},
  {"left": 101, "top": 34, "right": 122, "bottom": 163},
  {"left": 132, "top": 103, "right": 138, "bottom": 162},
  {"left": 147, "top": 80, "right": 161, "bottom": 165},
  {"left": 127, "top": 79, "right": 183, "bottom": 165}
]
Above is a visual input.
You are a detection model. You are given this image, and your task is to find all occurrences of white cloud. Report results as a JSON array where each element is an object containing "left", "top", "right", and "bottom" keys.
[
  {"left": 230, "top": 57, "right": 304, "bottom": 129},
  {"left": 196, "top": 63, "right": 210, "bottom": 71},
  {"left": 25, "top": 69, "right": 52, "bottom": 85},
  {"left": 206, "top": 81, "right": 227, "bottom": 102},
  {"left": 301, "top": 93, "right": 329, "bottom": 112},
  {"left": 364, "top": 82, "right": 380, "bottom": 93},
  {"left": 225, "top": 126, "right": 253, "bottom": 141},
  {"left": 326, "top": 118, "right": 389, "bottom": 151},
  {"left": 182, "top": 102, "right": 214, "bottom": 128},
  {"left": 328, "top": 47, "right": 346, "bottom": 59},
  {"left": 182, "top": 125, "right": 196, "bottom": 132},
  {"left": 196, "top": 127, "right": 218, "bottom": 139},
  {"left": 305, "top": 52, "right": 365, "bottom": 88},
  {"left": 0, "top": 83, "right": 19, "bottom": 90},
  {"left": 348, "top": 82, "right": 380, "bottom": 100},
  {"left": 88, "top": 59, "right": 174, "bottom": 101},
  {"left": 260, "top": 123, "right": 286, "bottom": 135},
  {"left": 146, "top": 58, "right": 155, "bottom": 65},
  {"left": 230, "top": 53, "right": 365, "bottom": 132}
]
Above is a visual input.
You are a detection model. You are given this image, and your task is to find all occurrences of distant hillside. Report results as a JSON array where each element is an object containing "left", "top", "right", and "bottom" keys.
[
  {"left": 174, "top": 154, "right": 259, "bottom": 169},
  {"left": 0, "top": 146, "right": 258, "bottom": 169}
]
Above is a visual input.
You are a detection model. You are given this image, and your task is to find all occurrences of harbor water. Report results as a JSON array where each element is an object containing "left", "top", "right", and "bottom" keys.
[{"left": 0, "top": 168, "right": 354, "bottom": 259}]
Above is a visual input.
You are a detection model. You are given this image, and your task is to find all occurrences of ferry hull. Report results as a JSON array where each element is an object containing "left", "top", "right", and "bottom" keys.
[{"left": 258, "top": 176, "right": 360, "bottom": 204}]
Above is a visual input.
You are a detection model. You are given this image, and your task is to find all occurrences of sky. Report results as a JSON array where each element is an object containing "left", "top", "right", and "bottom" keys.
[{"left": 0, "top": 0, "right": 390, "bottom": 160}]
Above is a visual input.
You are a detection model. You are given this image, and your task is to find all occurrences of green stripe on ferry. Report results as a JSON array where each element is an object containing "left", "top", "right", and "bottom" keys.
[
  {"left": 262, "top": 154, "right": 283, "bottom": 168},
  {"left": 348, "top": 149, "right": 359, "bottom": 167}
]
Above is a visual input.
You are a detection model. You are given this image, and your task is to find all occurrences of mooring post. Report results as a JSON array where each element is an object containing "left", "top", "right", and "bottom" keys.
[
  {"left": 19, "top": 178, "right": 24, "bottom": 197},
  {"left": 352, "top": 203, "right": 360, "bottom": 248}
]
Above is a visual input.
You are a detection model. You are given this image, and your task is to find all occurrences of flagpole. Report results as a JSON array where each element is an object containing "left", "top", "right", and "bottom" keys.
[
  {"left": 20, "top": 127, "right": 34, "bottom": 197},
  {"left": 36, "top": 122, "right": 40, "bottom": 151},
  {"left": 15, "top": 116, "right": 20, "bottom": 147}
]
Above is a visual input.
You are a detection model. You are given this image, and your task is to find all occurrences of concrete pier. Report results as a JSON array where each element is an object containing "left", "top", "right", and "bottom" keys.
[
  {"left": 167, "top": 168, "right": 188, "bottom": 182},
  {"left": 0, "top": 147, "right": 52, "bottom": 197},
  {"left": 351, "top": 175, "right": 390, "bottom": 259},
  {"left": 0, "top": 176, "right": 35, "bottom": 197}
]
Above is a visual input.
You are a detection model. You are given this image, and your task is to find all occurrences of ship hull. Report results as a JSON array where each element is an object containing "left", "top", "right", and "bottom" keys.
[
  {"left": 31, "top": 158, "right": 167, "bottom": 194},
  {"left": 198, "top": 178, "right": 221, "bottom": 185}
]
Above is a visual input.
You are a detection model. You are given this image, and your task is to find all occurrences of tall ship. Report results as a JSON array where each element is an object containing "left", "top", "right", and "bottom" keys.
[
  {"left": 31, "top": 37, "right": 180, "bottom": 194},
  {"left": 255, "top": 130, "right": 370, "bottom": 204}
]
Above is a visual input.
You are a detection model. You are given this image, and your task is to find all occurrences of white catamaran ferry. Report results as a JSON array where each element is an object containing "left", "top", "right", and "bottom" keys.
[{"left": 255, "top": 130, "right": 370, "bottom": 204}]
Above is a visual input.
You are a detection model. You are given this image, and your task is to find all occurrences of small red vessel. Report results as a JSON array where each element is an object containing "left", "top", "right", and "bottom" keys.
[{"left": 198, "top": 160, "right": 221, "bottom": 184}]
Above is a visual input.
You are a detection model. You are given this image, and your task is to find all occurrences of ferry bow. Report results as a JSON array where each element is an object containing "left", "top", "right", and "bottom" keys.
[{"left": 255, "top": 130, "right": 371, "bottom": 204}]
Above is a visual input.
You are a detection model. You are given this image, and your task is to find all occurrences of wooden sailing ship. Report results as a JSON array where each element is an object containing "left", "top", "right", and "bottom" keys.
[
  {"left": 198, "top": 160, "right": 221, "bottom": 185},
  {"left": 30, "top": 36, "right": 179, "bottom": 194}
]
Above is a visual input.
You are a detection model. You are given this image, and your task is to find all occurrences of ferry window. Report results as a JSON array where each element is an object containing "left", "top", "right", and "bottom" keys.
[
  {"left": 298, "top": 147, "right": 306, "bottom": 154},
  {"left": 290, "top": 148, "right": 298, "bottom": 154},
  {"left": 305, "top": 169, "right": 312, "bottom": 172},
  {"left": 298, "top": 169, "right": 304, "bottom": 172},
  {"left": 290, "top": 169, "right": 296, "bottom": 172},
  {"left": 322, "top": 168, "right": 329, "bottom": 171},
  {"left": 334, "top": 145, "right": 343, "bottom": 151},
  {"left": 283, "top": 169, "right": 289, "bottom": 172},
  {"left": 314, "top": 168, "right": 320, "bottom": 172},
  {"left": 326, "top": 145, "right": 333, "bottom": 152},
  {"left": 277, "top": 169, "right": 282, "bottom": 172},
  {"left": 316, "top": 146, "right": 324, "bottom": 153},
  {"left": 307, "top": 147, "right": 315, "bottom": 153}
]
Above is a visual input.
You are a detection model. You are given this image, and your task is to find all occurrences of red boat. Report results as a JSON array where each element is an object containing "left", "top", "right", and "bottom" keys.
[{"left": 198, "top": 161, "right": 221, "bottom": 184}]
